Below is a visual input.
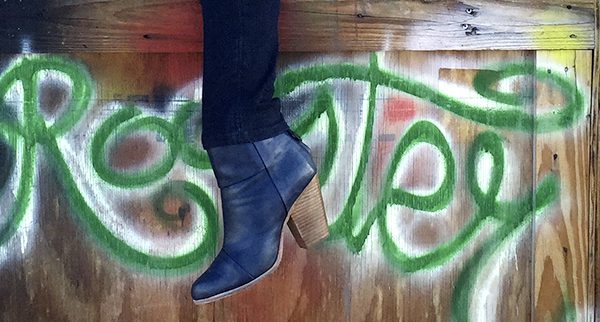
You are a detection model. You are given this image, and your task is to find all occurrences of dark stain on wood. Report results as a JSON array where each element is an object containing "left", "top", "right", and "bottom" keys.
[{"left": 109, "top": 136, "right": 154, "bottom": 170}]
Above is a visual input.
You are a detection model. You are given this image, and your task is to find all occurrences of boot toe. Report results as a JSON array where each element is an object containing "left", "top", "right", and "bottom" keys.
[{"left": 191, "top": 251, "right": 254, "bottom": 302}]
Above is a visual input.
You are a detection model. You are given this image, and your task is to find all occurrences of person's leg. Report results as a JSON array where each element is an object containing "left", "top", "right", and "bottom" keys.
[
  {"left": 192, "top": 0, "right": 330, "bottom": 304},
  {"left": 200, "top": 0, "right": 289, "bottom": 149}
]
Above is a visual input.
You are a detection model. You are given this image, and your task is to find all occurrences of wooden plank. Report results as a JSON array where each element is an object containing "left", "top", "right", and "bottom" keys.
[
  {"left": 0, "top": 50, "right": 595, "bottom": 320},
  {"left": 533, "top": 50, "right": 593, "bottom": 321},
  {"left": 0, "top": 0, "right": 595, "bottom": 53},
  {"left": 590, "top": 2, "right": 599, "bottom": 321},
  {"left": 0, "top": 52, "right": 215, "bottom": 321},
  {"left": 281, "top": 0, "right": 595, "bottom": 52}
]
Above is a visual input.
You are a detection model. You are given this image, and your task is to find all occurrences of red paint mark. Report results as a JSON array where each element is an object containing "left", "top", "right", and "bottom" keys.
[
  {"left": 384, "top": 97, "right": 417, "bottom": 123},
  {"left": 371, "top": 138, "right": 395, "bottom": 188}
]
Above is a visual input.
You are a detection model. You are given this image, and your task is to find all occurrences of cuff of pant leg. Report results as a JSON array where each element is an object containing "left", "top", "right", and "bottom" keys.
[
  {"left": 201, "top": 98, "right": 289, "bottom": 149},
  {"left": 201, "top": 119, "right": 290, "bottom": 149}
]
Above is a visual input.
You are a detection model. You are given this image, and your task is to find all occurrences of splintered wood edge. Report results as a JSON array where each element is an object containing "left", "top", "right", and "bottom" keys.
[{"left": 592, "top": 2, "right": 599, "bottom": 321}]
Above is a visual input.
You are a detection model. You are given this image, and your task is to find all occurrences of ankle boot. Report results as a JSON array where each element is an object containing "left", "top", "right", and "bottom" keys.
[{"left": 191, "top": 130, "right": 329, "bottom": 304}]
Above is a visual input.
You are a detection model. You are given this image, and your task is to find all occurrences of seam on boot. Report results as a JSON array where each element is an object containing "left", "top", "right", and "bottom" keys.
[
  {"left": 222, "top": 249, "right": 256, "bottom": 279},
  {"left": 251, "top": 142, "right": 290, "bottom": 212},
  {"left": 218, "top": 166, "right": 267, "bottom": 190}
]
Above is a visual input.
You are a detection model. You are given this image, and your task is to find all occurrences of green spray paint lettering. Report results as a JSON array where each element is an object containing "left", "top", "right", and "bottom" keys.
[
  {"left": 275, "top": 53, "right": 570, "bottom": 258},
  {"left": 275, "top": 53, "right": 584, "bottom": 133},
  {"left": 0, "top": 53, "right": 585, "bottom": 320},
  {"left": 0, "top": 56, "right": 217, "bottom": 271},
  {"left": 273, "top": 53, "right": 580, "bottom": 321}
]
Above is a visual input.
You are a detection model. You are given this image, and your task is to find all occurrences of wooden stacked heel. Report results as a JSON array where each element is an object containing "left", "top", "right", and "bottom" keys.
[{"left": 287, "top": 175, "right": 329, "bottom": 248}]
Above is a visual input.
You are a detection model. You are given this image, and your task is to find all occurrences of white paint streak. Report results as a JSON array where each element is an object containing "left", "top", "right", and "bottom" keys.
[
  {"left": 58, "top": 99, "right": 217, "bottom": 257},
  {"left": 0, "top": 141, "right": 37, "bottom": 265},
  {"left": 20, "top": 36, "right": 33, "bottom": 54},
  {"left": 475, "top": 152, "right": 493, "bottom": 194}
]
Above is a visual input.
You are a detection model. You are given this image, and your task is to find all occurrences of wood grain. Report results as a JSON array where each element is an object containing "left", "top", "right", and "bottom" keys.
[
  {"left": 0, "top": 0, "right": 595, "bottom": 53},
  {"left": 590, "top": 2, "right": 599, "bottom": 321},
  {"left": 0, "top": 49, "right": 596, "bottom": 320},
  {"left": 533, "top": 50, "right": 593, "bottom": 321}
]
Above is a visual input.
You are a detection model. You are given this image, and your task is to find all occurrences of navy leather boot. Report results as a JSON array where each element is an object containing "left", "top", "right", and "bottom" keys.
[{"left": 191, "top": 130, "right": 329, "bottom": 304}]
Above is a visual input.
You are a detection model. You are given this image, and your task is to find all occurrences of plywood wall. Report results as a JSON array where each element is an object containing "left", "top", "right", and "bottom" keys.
[
  {"left": 0, "top": 49, "right": 593, "bottom": 321},
  {"left": 0, "top": 0, "right": 597, "bottom": 321}
]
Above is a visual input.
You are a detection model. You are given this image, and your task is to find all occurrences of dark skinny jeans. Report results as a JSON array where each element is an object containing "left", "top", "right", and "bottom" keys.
[{"left": 199, "top": 0, "right": 289, "bottom": 149}]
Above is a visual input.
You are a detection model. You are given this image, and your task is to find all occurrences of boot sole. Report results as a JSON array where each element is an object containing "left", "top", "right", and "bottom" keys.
[{"left": 193, "top": 174, "right": 329, "bottom": 305}]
